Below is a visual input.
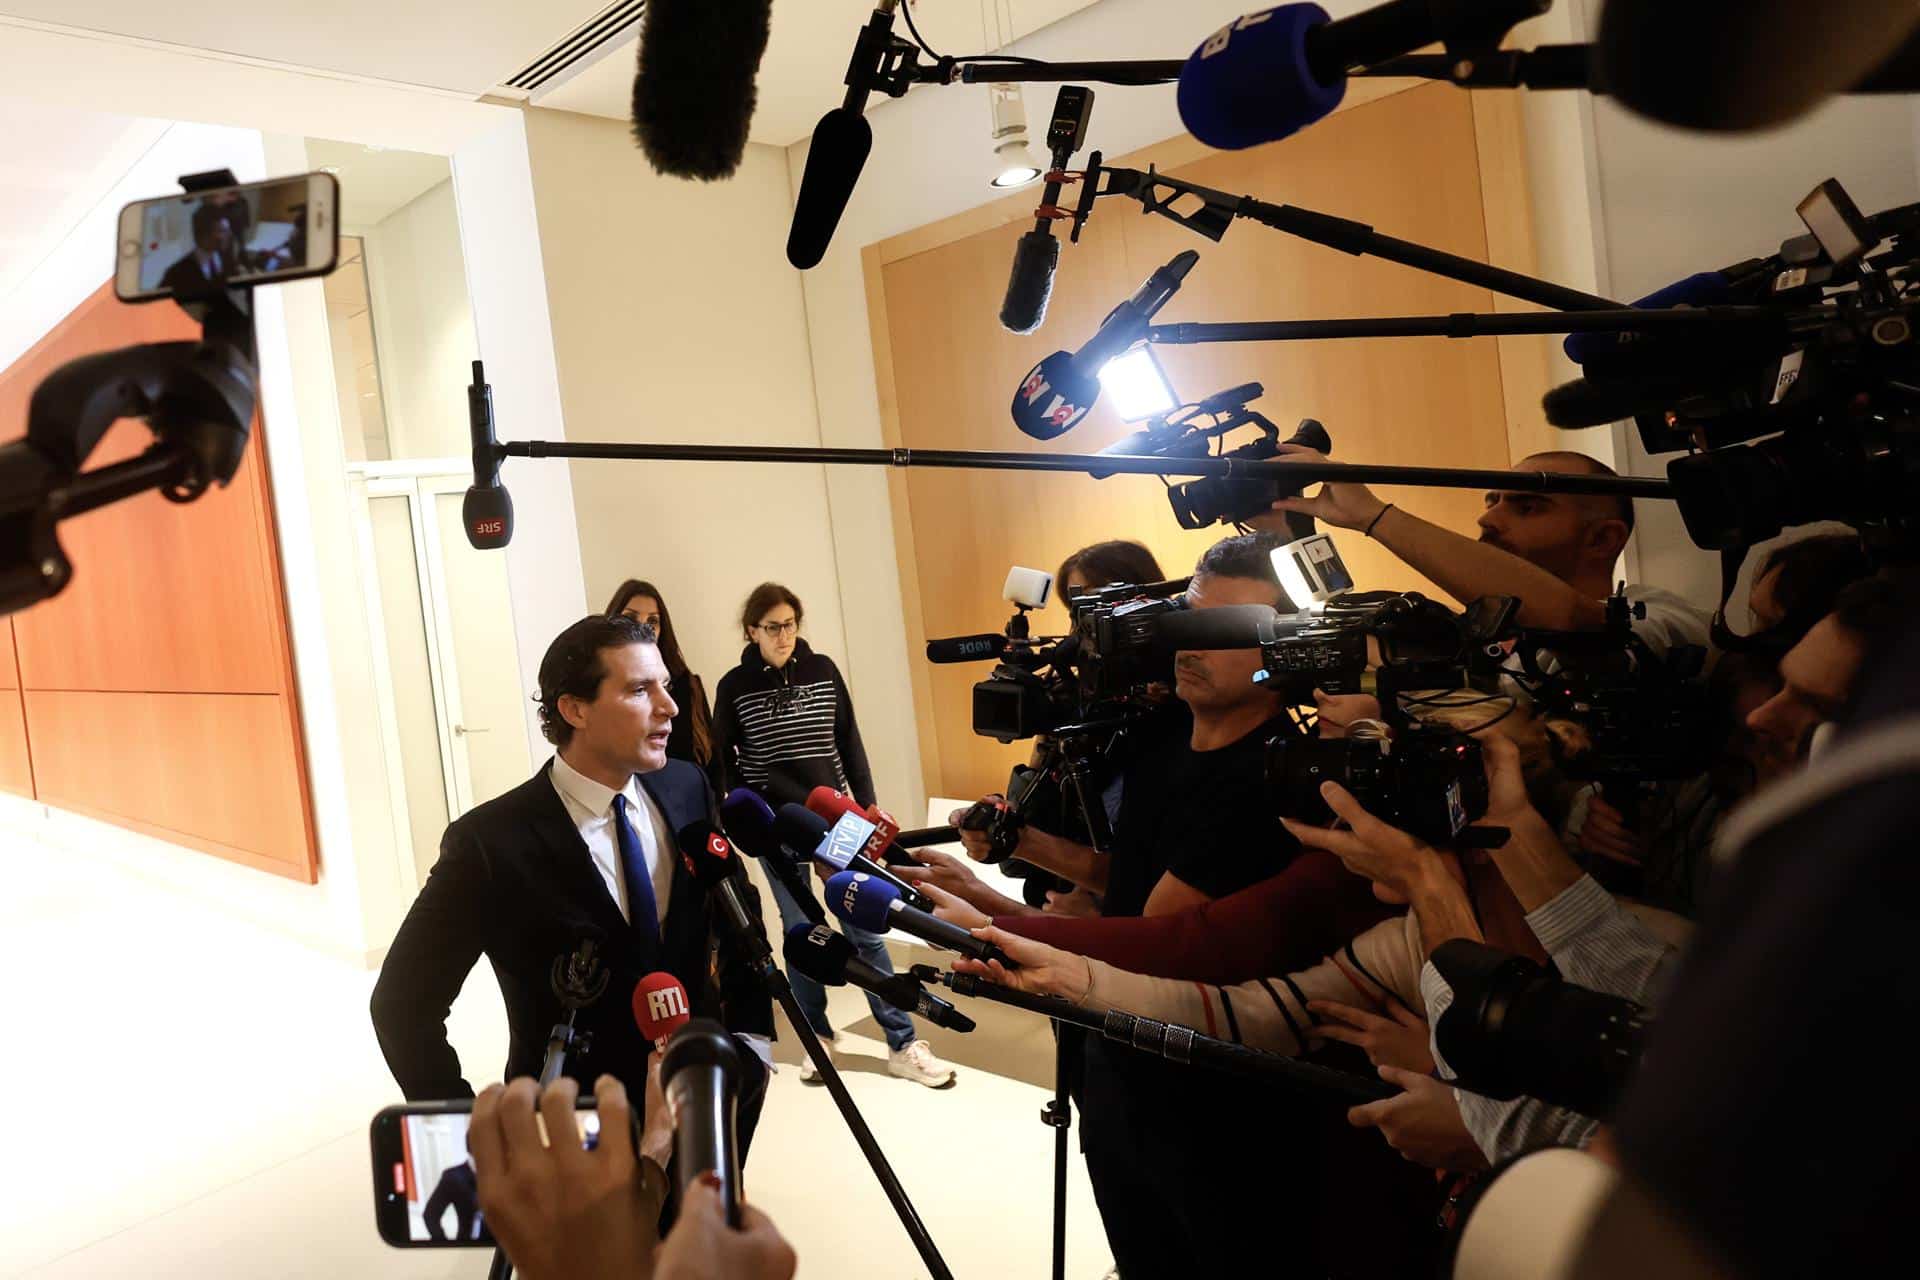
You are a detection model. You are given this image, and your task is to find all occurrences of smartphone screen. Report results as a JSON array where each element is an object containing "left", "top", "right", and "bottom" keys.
[
  {"left": 370, "top": 1101, "right": 602, "bottom": 1248},
  {"left": 115, "top": 171, "right": 339, "bottom": 302}
]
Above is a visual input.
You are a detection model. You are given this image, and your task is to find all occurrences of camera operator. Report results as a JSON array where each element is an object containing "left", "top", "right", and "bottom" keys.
[
  {"left": 1265, "top": 448, "right": 1707, "bottom": 652},
  {"left": 470, "top": 1066, "right": 795, "bottom": 1280},
  {"left": 1745, "top": 572, "right": 1902, "bottom": 765}
]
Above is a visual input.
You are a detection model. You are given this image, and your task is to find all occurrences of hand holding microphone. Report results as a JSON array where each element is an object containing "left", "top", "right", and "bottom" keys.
[
  {"left": 825, "top": 869, "right": 1015, "bottom": 967},
  {"left": 948, "top": 926, "right": 1094, "bottom": 1004}
]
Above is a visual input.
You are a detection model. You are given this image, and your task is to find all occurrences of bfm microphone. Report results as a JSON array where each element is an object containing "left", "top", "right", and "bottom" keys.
[
  {"left": 999, "top": 84, "right": 1096, "bottom": 335},
  {"left": 804, "top": 787, "right": 924, "bottom": 868},
  {"left": 632, "top": 971, "right": 692, "bottom": 1044},
  {"left": 774, "top": 803, "right": 933, "bottom": 912},
  {"left": 783, "top": 924, "right": 976, "bottom": 1032},
  {"left": 1011, "top": 250, "right": 1201, "bottom": 440},
  {"left": 925, "top": 633, "right": 1011, "bottom": 664},
  {"left": 659, "top": 1018, "right": 744, "bottom": 1227},
  {"left": 629, "top": 0, "right": 772, "bottom": 180},
  {"left": 825, "top": 870, "right": 1014, "bottom": 966},
  {"left": 787, "top": 2, "right": 903, "bottom": 268},
  {"left": 1178, "top": 1, "right": 1530, "bottom": 151},
  {"left": 462, "top": 360, "right": 511, "bottom": 550},
  {"left": 720, "top": 787, "right": 826, "bottom": 925}
]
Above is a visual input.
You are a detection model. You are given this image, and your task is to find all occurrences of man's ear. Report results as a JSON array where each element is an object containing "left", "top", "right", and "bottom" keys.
[
  {"left": 558, "top": 692, "right": 591, "bottom": 733},
  {"left": 1589, "top": 518, "right": 1631, "bottom": 564}
]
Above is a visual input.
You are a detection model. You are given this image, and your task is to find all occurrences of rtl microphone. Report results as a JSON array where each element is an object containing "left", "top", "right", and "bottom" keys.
[
  {"left": 787, "top": 3, "right": 902, "bottom": 268},
  {"left": 632, "top": 971, "right": 692, "bottom": 1044},
  {"left": 825, "top": 870, "right": 1014, "bottom": 966},
  {"left": 462, "top": 360, "right": 511, "bottom": 550},
  {"left": 659, "top": 1019, "right": 744, "bottom": 1227},
  {"left": 784, "top": 924, "right": 976, "bottom": 1032},
  {"left": 999, "top": 85, "right": 1096, "bottom": 335},
  {"left": 629, "top": 0, "right": 772, "bottom": 180},
  {"left": 778, "top": 803, "right": 933, "bottom": 911},
  {"left": 1011, "top": 250, "right": 1199, "bottom": 440},
  {"left": 720, "top": 787, "right": 826, "bottom": 924}
]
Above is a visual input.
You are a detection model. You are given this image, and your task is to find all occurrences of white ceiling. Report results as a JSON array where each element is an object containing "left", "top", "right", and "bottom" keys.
[
  {"left": 307, "top": 139, "right": 450, "bottom": 229},
  {"left": 540, "top": 0, "right": 1106, "bottom": 147},
  {"left": 1, "top": 0, "right": 1106, "bottom": 151},
  {"left": 0, "top": 96, "right": 160, "bottom": 302}
]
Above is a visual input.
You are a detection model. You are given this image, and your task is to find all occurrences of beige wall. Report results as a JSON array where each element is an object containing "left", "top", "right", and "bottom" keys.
[{"left": 517, "top": 107, "right": 882, "bottom": 786}]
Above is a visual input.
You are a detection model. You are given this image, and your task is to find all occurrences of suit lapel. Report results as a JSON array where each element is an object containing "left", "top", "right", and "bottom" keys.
[
  {"left": 638, "top": 768, "right": 704, "bottom": 960},
  {"left": 527, "top": 762, "right": 630, "bottom": 942}
]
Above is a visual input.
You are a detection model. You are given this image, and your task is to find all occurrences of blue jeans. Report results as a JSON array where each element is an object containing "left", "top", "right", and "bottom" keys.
[{"left": 765, "top": 872, "right": 916, "bottom": 1052}]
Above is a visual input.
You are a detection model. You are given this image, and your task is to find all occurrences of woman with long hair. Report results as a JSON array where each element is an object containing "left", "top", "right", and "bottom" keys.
[{"left": 605, "top": 580, "right": 716, "bottom": 780}]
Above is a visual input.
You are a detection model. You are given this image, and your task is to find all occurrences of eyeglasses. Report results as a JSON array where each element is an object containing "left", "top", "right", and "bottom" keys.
[{"left": 756, "top": 620, "right": 798, "bottom": 637}]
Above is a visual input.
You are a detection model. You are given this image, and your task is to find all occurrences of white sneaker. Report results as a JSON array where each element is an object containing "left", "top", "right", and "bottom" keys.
[
  {"left": 797, "top": 1033, "right": 834, "bottom": 1083},
  {"left": 887, "top": 1039, "right": 956, "bottom": 1088}
]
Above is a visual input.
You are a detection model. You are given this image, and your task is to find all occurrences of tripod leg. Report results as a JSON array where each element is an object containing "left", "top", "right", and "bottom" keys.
[
  {"left": 1047, "top": 1028, "right": 1076, "bottom": 1280},
  {"left": 770, "top": 969, "right": 957, "bottom": 1280}
]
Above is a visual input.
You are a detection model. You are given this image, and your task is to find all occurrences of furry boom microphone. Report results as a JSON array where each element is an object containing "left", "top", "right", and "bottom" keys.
[{"left": 631, "top": 0, "right": 773, "bottom": 181}]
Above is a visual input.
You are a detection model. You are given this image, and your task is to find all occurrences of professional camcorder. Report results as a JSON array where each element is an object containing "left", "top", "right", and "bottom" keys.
[{"left": 1269, "top": 721, "right": 1492, "bottom": 846}]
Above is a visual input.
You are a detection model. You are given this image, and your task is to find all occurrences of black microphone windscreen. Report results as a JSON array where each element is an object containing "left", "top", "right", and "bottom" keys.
[
  {"left": 783, "top": 923, "right": 854, "bottom": 985},
  {"left": 674, "top": 820, "right": 739, "bottom": 887},
  {"left": 925, "top": 634, "right": 1009, "bottom": 664},
  {"left": 1541, "top": 378, "right": 1640, "bottom": 430},
  {"left": 1287, "top": 418, "right": 1332, "bottom": 454},
  {"left": 787, "top": 108, "right": 872, "bottom": 269},
  {"left": 462, "top": 484, "right": 512, "bottom": 550},
  {"left": 631, "top": 0, "right": 771, "bottom": 180},
  {"left": 773, "top": 803, "right": 832, "bottom": 858},
  {"left": 999, "top": 230, "right": 1060, "bottom": 335}
]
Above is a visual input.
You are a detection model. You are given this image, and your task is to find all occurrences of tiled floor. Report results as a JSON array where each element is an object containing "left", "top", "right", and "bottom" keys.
[{"left": 0, "top": 831, "right": 1112, "bottom": 1278}]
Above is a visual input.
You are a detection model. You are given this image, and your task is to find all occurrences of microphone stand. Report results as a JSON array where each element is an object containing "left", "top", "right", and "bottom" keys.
[{"left": 707, "top": 877, "right": 957, "bottom": 1280}]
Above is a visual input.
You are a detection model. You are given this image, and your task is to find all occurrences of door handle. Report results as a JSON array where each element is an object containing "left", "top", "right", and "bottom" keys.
[{"left": 452, "top": 724, "right": 491, "bottom": 736}]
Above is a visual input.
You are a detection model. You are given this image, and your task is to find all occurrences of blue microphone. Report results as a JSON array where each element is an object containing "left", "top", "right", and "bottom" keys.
[
  {"left": 719, "top": 787, "right": 825, "bottom": 925},
  {"left": 824, "top": 871, "right": 1013, "bottom": 965},
  {"left": 1562, "top": 272, "right": 1735, "bottom": 366},
  {"left": 1179, "top": 5, "right": 1346, "bottom": 150}
]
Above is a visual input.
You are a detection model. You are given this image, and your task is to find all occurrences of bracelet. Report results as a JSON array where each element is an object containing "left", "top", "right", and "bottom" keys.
[{"left": 1363, "top": 503, "right": 1394, "bottom": 538}]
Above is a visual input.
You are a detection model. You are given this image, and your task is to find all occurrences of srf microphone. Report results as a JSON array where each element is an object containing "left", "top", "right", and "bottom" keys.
[
  {"left": 787, "top": 3, "right": 904, "bottom": 268},
  {"left": 659, "top": 1018, "right": 744, "bottom": 1227},
  {"left": 1011, "top": 250, "right": 1199, "bottom": 440},
  {"left": 784, "top": 924, "right": 976, "bottom": 1033},
  {"left": 999, "top": 85, "right": 1096, "bottom": 335},
  {"left": 632, "top": 971, "right": 692, "bottom": 1044},
  {"left": 462, "top": 360, "right": 511, "bottom": 549},
  {"left": 629, "top": 0, "right": 771, "bottom": 180},
  {"left": 719, "top": 787, "right": 826, "bottom": 924},
  {"left": 825, "top": 870, "right": 1014, "bottom": 966}
]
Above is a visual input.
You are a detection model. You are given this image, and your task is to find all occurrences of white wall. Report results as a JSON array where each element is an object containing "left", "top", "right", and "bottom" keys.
[
  {"left": 362, "top": 179, "right": 480, "bottom": 460},
  {"left": 515, "top": 106, "right": 855, "bottom": 771}
]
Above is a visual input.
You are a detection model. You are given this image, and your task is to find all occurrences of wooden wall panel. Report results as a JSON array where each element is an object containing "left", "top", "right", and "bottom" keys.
[
  {"left": 23, "top": 690, "right": 311, "bottom": 878},
  {"left": 0, "top": 282, "right": 317, "bottom": 880},
  {"left": 874, "top": 83, "right": 1531, "bottom": 801}
]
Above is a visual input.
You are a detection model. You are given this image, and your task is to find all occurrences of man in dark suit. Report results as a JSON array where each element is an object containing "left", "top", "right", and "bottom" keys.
[
  {"left": 158, "top": 202, "right": 238, "bottom": 297},
  {"left": 421, "top": 1145, "right": 481, "bottom": 1243},
  {"left": 371, "top": 614, "right": 776, "bottom": 1148}
]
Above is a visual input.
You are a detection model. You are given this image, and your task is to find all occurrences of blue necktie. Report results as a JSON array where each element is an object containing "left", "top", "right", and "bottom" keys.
[{"left": 611, "top": 794, "right": 661, "bottom": 947}]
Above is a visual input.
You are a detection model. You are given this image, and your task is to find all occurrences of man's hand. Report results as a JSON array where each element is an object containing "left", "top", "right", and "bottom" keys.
[
  {"left": 950, "top": 927, "right": 1093, "bottom": 1003},
  {"left": 1267, "top": 443, "right": 1389, "bottom": 531},
  {"left": 948, "top": 798, "right": 1014, "bottom": 864},
  {"left": 1573, "top": 793, "right": 1647, "bottom": 866},
  {"left": 1347, "top": 1066, "right": 1489, "bottom": 1172},
  {"left": 1308, "top": 998, "right": 1435, "bottom": 1074},
  {"left": 1283, "top": 781, "right": 1452, "bottom": 903},
  {"left": 1313, "top": 689, "right": 1383, "bottom": 740},
  {"left": 895, "top": 848, "right": 987, "bottom": 903},
  {"left": 918, "top": 880, "right": 992, "bottom": 932},
  {"left": 654, "top": 1178, "right": 796, "bottom": 1280},
  {"left": 1478, "top": 731, "right": 1536, "bottom": 828},
  {"left": 471, "top": 1075, "right": 658, "bottom": 1280},
  {"left": 1043, "top": 886, "right": 1101, "bottom": 918}
]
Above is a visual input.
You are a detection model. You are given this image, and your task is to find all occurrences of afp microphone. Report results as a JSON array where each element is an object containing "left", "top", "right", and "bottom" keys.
[
  {"left": 826, "top": 870, "right": 1014, "bottom": 966},
  {"left": 659, "top": 1018, "right": 745, "bottom": 1227},
  {"left": 784, "top": 924, "right": 976, "bottom": 1032},
  {"left": 1012, "top": 250, "right": 1200, "bottom": 440},
  {"left": 462, "top": 360, "right": 511, "bottom": 549},
  {"left": 629, "top": 0, "right": 771, "bottom": 180}
]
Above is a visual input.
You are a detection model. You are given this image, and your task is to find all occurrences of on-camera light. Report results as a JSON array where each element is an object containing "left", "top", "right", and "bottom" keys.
[{"left": 1097, "top": 345, "right": 1177, "bottom": 422}]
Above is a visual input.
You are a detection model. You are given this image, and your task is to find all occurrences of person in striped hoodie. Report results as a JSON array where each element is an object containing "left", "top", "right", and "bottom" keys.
[{"left": 712, "top": 582, "right": 956, "bottom": 1088}]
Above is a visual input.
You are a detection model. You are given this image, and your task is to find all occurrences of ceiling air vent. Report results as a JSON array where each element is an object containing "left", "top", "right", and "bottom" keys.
[{"left": 503, "top": 1, "right": 645, "bottom": 95}]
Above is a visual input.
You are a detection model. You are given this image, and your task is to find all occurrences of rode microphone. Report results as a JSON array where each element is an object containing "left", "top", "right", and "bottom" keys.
[
  {"left": 782, "top": 804, "right": 933, "bottom": 911},
  {"left": 784, "top": 924, "right": 976, "bottom": 1032},
  {"left": 462, "top": 360, "right": 511, "bottom": 549},
  {"left": 1178, "top": 1, "right": 1549, "bottom": 151},
  {"left": 632, "top": 971, "right": 692, "bottom": 1044},
  {"left": 630, "top": 0, "right": 772, "bottom": 180},
  {"left": 999, "top": 85, "right": 1096, "bottom": 335},
  {"left": 925, "top": 633, "right": 1011, "bottom": 664},
  {"left": 720, "top": 787, "right": 826, "bottom": 925},
  {"left": 805, "top": 787, "right": 924, "bottom": 869},
  {"left": 659, "top": 1019, "right": 744, "bottom": 1227},
  {"left": 1011, "top": 250, "right": 1200, "bottom": 440},
  {"left": 825, "top": 870, "right": 1014, "bottom": 966},
  {"left": 788, "top": 3, "right": 907, "bottom": 268}
]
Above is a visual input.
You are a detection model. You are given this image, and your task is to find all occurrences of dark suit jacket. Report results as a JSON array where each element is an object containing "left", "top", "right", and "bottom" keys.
[
  {"left": 422, "top": 1162, "right": 480, "bottom": 1242},
  {"left": 159, "top": 249, "right": 222, "bottom": 296},
  {"left": 370, "top": 758, "right": 775, "bottom": 1101}
]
